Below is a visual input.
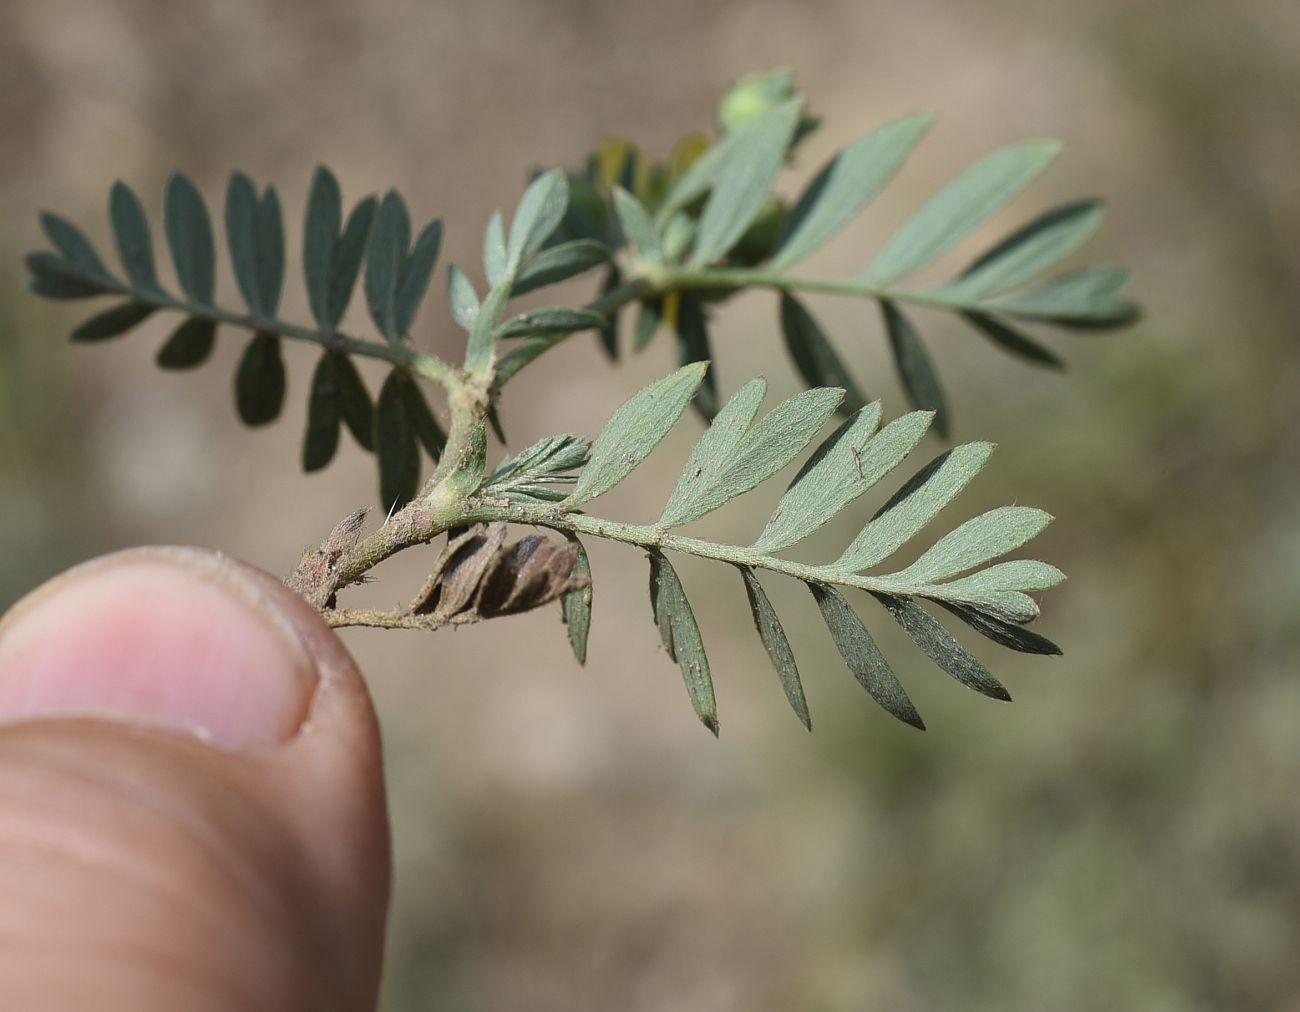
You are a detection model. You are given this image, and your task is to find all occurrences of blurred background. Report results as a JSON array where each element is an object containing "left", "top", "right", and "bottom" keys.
[{"left": 3, "top": 1, "right": 1298, "bottom": 1008}]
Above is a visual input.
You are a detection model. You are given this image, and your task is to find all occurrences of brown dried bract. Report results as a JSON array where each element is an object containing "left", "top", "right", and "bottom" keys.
[{"left": 410, "top": 524, "right": 587, "bottom": 625}]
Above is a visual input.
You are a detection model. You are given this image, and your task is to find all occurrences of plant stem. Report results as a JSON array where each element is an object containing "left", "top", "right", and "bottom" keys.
[
  {"left": 456, "top": 497, "right": 922, "bottom": 597},
  {"left": 128, "top": 288, "right": 461, "bottom": 392}
]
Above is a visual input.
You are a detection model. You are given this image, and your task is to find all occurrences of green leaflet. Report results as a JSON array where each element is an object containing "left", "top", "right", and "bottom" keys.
[
  {"left": 255, "top": 187, "right": 285, "bottom": 317},
  {"left": 935, "top": 199, "right": 1104, "bottom": 301},
  {"left": 882, "top": 302, "right": 949, "bottom": 436},
  {"left": 596, "top": 266, "right": 622, "bottom": 359},
  {"left": 465, "top": 282, "right": 509, "bottom": 374},
  {"left": 689, "top": 98, "right": 803, "bottom": 266},
  {"left": 505, "top": 169, "right": 568, "bottom": 274},
  {"left": 927, "top": 589, "right": 1039, "bottom": 625},
  {"left": 26, "top": 252, "right": 112, "bottom": 299},
  {"left": 809, "top": 584, "right": 923, "bottom": 729},
  {"left": 611, "top": 186, "right": 663, "bottom": 267},
  {"left": 164, "top": 173, "right": 215, "bottom": 305},
  {"left": 365, "top": 191, "right": 411, "bottom": 342},
  {"left": 560, "top": 535, "right": 593, "bottom": 665},
  {"left": 497, "top": 307, "right": 604, "bottom": 338},
  {"left": 156, "top": 318, "right": 216, "bottom": 369},
  {"left": 752, "top": 405, "right": 933, "bottom": 555},
  {"left": 632, "top": 299, "right": 661, "bottom": 352},
  {"left": 660, "top": 383, "right": 843, "bottom": 529},
  {"left": 963, "top": 313, "right": 1065, "bottom": 371},
  {"left": 109, "top": 181, "right": 161, "bottom": 293},
  {"left": 303, "top": 353, "right": 343, "bottom": 472},
  {"left": 835, "top": 441, "right": 994, "bottom": 572},
  {"left": 648, "top": 549, "right": 718, "bottom": 735},
  {"left": 511, "top": 239, "right": 607, "bottom": 296},
  {"left": 302, "top": 166, "right": 342, "bottom": 330},
  {"left": 226, "top": 172, "right": 266, "bottom": 316},
  {"left": 70, "top": 301, "right": 154, "bottom": 342},
  {"left": 563, "top": 363, "right": 707, "bottom": 508},
  {"left": 937, "top": 601, "right": 1062, "bottom": 656},
  {"left": 447, "top": 265, "right": 479, "bottom": 330},
  {"left": 874, "top": 594, "right": 1011, "bottom": 701},
  {"left": 234, "top": 332, "right": 286, "bottom": 427},
  {"left": 887, "top": 505, "right": 1053, "bottom": 584},
  {"left": 365, "top": 192, "right": 442, "bottom": 343},
  {"left": 779, "top": 293, "right": 868, "bottom": 416},
  {"left": 330, "top": 351, "right": 375, "bottom": 451},
  {"left": 936, "top": 559, "right": 1065, "bottom": 596},
  {"left": 772, "top": 112, "right": 935, "bottom": 270},
  {"left": 985, "top": 265, "right": 1139, "bottom": 327},
  {"left": 674, "top": 297, "right": 718, "bottom": 420},
  {"left": 861, "top": 140, "right": 1061, "bottom": 286},
  {"left": 739, "top": 566, "right": 810, "bottom": 730},
  {"left": 395, "top": 219, "right": 442, "bottom": 337},
  {"left": 326, "top": 196, "right": 377, "bottom": 329},
  {"left": 376, "top": 370, "right": 421, "bottom": 509},
  {"left": 41, "top": 212, "right": 109, "bottom": 280},
  {"left": 400, "top": 375, "right": 446, "bottom": 460},
  {"left": 483, "top": 210, "right": 507, "bottom": 288}
]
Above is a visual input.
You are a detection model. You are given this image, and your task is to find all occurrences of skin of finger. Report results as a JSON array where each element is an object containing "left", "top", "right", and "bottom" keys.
[{"left": 0, "top": 548, "right": 391, "bottom": 1012}]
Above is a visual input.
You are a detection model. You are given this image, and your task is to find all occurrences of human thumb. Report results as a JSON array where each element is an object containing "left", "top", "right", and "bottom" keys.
[{"left": 0, "top": 547, "right": 390, "bottom": 1011}]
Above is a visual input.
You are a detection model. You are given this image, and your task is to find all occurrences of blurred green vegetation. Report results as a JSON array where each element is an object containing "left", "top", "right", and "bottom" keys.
[{"left": 2, "top": 1, "right": 1297, "bottom": 1009}]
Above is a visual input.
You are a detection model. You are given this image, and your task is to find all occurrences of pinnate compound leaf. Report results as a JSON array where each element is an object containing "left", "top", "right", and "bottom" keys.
[
  {"left": 109, "top": 181, "right": 161, "bottom": 292},
  {"left": 772, "top": 112, "right": 934, "bottom": 270},
  {"left": 376, "top": 370, "right": 421, "bottom": 510},
  {"left": 937, "top": 199, "right": 1104, "bottom": 300},
  {"left": 506, "top": 168, "right": 569, "bottom": 273},
  {"left": 835, "top": 441, "right": 994, "bottom": 571},
  {"left": 303, "top": 166, "right": 342, "bottom": 329},
  {"left": 41, "top": 213, "right": 110, "bottom": 279},
  {"left": 882, "top": 301, "right": 948, "bottom": 436},
  {"left": 861, "top": 140, "right": 1060, "bottom": 286},
  {"left": 810, "top": 584, "right": 923, "bottom": 729},
  {"left": 303, "top": 353, "right": 343, "bottom": 472},
  {"left": 564, "top": 363, "right": 707, "bottom": 508},
  {"left": 963, "top": 313, "right": 1065, "bottom": 370},
  {"left": 648, "top": 549, "right": 718, "bottom": 735},
  {"left": 937, "top": 601, "right": 1062, "bottom": 656},
  {"left": 753, "top": 405, "right": 934, "bottom": 554},
  {"left": 164, "top": 173, "right": 215, "bottom": 305},
  {"left": 511, "top": 239, "right": 606, "bottom": 296},
  {"left": 447, "top": 265, "right": 480, "bottom": 330},
  {"left": 984, "top": 265, "right": 1139, "bottom": 327},
  {"left": 739, "top": 567, "right": 810, "bottom": 730},
  {"left": 888, "top": 505, "right": 1052, "bottom": 584},
  {"left": 155, "top": 317, "right": 216, "bottom": 369},
  {"left": 560, "top": 535, "right": 593, "bottom": 665},
  {"left": 689, "top": 98, "right": 803, "bottom": 266},
  {"left": 661, "top": 383, "right": 844, "bottom": 528},
  {"left": 779, "top": 293, "right": 868, "bottom": 416},
  {"left": 70, "top": 301, "right": 154, "bottom": 342},
  {"left": 874, "top": 594, "right": 1011, "bottom": 701},
  {"left": 611, "top": 186, "right": 662, "bottom": 266},
  {"left": 234, "top": 332, "right": 286, "bottom": 426}
]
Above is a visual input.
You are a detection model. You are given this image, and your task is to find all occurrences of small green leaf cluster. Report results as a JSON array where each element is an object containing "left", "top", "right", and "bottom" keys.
[
  {"left": 551, "top": 70, "right": 1138, "bottom": 432},
  {"left": 490, "top": 363, "right": 1061, "bottom": 735}
]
